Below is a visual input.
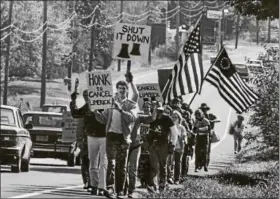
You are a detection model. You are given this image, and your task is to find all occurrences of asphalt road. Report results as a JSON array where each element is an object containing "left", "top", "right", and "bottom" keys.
[{"left": 1, "top": 45, "right": 261, "bottom": 198}]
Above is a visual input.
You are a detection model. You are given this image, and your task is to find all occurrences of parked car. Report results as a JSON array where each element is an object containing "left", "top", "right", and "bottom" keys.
[
  {"left": 42, "top": 104, "right": 69, "bottom": 113},
  {"left": 0, "top": 105, "right": 33, "bottom": 172},
  {"left": 22, "top": 111, "right": 80, "bottom": 167},
  {"left": 233, "top": 63, "right": 250, "bottom": 82},
  {"left": 246, "top": 59, "right": 264, "bottom": 74}
]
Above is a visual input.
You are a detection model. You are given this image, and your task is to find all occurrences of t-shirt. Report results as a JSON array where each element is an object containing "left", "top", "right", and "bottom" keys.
[
  {"left": 149, "top": 114, "right": 174, "bottom": 143},
  {"left": 194, "top": 118, "right": 210, "bottom": 134}
]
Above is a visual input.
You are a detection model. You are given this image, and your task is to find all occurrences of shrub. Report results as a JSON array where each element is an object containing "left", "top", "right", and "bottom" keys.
[{"left": 246, "top": 47, "right": 279, "bottom": 157}]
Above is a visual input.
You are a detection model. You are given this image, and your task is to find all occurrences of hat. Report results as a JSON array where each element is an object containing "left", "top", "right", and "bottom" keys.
[
  {"left": 200, "top": 103, "right": 210, "bottom": 111},
  {"left": 237, "top": 115, "right": 244, "bottom": 121},
  {"left": 156, "top": 102, "right": 164, "bottom": 111},
  {"left": 172, "top": 97, "right": 182, "bottom": 104}
]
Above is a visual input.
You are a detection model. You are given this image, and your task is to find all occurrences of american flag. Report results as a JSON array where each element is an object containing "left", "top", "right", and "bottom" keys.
[
  {"left": 162, "top": 22, "right": 204, "bottom": 104},
  {"left": 205, "top": 47, "right": 259, "bottom": 113}
]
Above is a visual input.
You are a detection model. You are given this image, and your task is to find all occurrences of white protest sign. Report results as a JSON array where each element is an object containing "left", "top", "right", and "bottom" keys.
[
  {"left": 112, "top": 23, "right": 151, "bottom": 63},
  {"left": 136, "top": 83, "right": 163, "bottom": 110},
  {"left": 207, "top": 10, "right": 223, "bottom": 19},
  {"left": 87, "top": 71, "right": 113, "bottom": 111},
  {"left": 62, "top": 111, "right": 78, "bottom": 143}
]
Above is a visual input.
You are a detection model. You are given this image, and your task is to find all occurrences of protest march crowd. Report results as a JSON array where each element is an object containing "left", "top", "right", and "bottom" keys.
[{"left": 69, "top": 72, "right": 246, "bottom": 199}]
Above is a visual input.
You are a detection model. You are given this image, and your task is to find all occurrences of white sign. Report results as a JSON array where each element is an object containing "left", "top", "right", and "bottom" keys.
[
  {"left": 87, "top": 71, "right": 113, "bottom": 111},
  {"left": 112, "top": 23, "right": 151, "bottom": 63},
  {"left": 136, "top": 83, "right": 163, "bottom": 110},
  {"left": 62, "top": 111, "right": 78, "bottom": 142},
  {"left": 207, "top": 10, "right": 223, "bottom": 19}
]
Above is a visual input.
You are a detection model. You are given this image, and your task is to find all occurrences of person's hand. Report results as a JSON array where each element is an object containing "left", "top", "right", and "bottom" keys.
[
  {"left": 71, "top": 92, "right": 77, "bottom": 101},
  {"left": 168, "top": 143, "right": 175, "bottom": 154},
  {"left": 125, "top": 72, "right": 133, "bottom": 83},
  {"left": 76, "top": 140, "right": 84, "bottom": 150},
  {"left": 113, "top": 100, "right": 122, "bottom": 112}
]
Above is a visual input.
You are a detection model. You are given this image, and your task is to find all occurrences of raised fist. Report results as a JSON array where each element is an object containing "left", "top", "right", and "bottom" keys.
[{"left": 125, "top": 72, "right": 133, "bottom": 83}]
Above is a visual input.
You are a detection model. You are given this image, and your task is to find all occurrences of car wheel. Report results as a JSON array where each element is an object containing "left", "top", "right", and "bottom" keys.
[
  {"left": 11, "top": 158, "right": 22, "bottom": 173},
  {"left": 67, "top": 153, "right": 76, "bottom": 167},
  {"left": 21, "top": 157, "right": 30, "bottom": 172},
  {"left": 75, "top": 155, "right": 81, "bottom": 166}
]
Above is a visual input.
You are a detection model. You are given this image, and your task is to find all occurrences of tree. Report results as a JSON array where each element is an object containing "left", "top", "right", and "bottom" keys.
[{"left": 229, "top": 0, "right": 279, "bottom": 20}]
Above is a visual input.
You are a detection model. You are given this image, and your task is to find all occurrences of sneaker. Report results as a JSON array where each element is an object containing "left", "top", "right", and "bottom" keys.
[
  {"left": 234, "top": 151, "right": 237, "bottom": 154},
  {"left": 195, "top": 168, "right": 198, "bottom": 172},
  {"left": 117, "top": 191, "right": 125, "bottom": 199},
  {"left": 168, "top": 178, "right": 174, "bottom": 184},
  {"left": 204, "top": 167, "right": 208, "bottom": 172},
  {"left": 174, "top": 181, "right": 180, "bottom": 185},
  {"left": 128, "top": 193, "right": 134, "bottom": 198},
  {"left": 83, "top": 182, "right": 89, "bottom": 189},
  {"left": 147, "top": 185, "right": 156, "bottom": 193},
  {"left": 104, "top": 188, "right": 116, "bottom": 199},
  {"left": 98, "top": 189, "right": 104, "bottom": 196},
  {"left": 91, "top": 186, "right": 98, "bottom": 195}
]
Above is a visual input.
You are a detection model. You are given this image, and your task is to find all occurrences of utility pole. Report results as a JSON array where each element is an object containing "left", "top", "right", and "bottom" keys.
[
  {"left": 89, "top": 9, "right": 96, "bottom": 72},
  {"left": 117, "top": 0, "right": 123, "bottom": 71},
  {"left": 220, "top": 9, "right": 225, "bottom": 47},
  {"left": 267, "top": 17, "right": 271, "bottom": 43},
  {"left": 147, "top": 1, "right": 152, "bottom": 65},
  {"left": 256, "top": 18, "right": 259, "bottom": 45},
  {"left": 68, "top": 1, "right": 76, "bottom": 91},
  {"left": 235, "top": 13, "right": 240, "bottom": 49},
  {"left": 3, "top": 0, "right": 13, "bottom": 105},
  {"left": 175, "top": 0, "right": 180, "bottom": 55},
  {"left": 40, "top": 1, "right": 47, "bottom": 107}
]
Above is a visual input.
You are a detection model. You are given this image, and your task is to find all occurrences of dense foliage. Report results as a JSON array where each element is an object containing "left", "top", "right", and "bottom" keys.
[
  {"left": 246, "top": 46, "right": 279, "bottom": 155},
  {"left": 229, "top": 0, "right": 279, "bottom": 20}
]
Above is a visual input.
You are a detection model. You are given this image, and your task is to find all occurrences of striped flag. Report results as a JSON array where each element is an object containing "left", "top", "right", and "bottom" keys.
[
  {"left": 205, "top": 47, "right": 259, "bottom": 113},
  {"left": 162, "top": 22, "right": 204, "bottom": 104}
]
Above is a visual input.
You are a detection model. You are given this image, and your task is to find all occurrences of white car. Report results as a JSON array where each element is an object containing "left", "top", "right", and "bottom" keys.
[{"left": 246, "top": 59, "right": 264, "bottom": 74}]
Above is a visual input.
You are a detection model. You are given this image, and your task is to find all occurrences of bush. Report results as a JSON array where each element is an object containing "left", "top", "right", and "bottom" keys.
[
  {"left": 246, "top": 47, "right": 279, "bottom": 156},
  {"left": 154, "top": 42, "right": 177, "bottom": 61}
]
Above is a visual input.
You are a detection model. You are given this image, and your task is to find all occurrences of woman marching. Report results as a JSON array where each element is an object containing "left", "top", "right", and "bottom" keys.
[
  {"left": 193, "top": 109, "right": 211, "bottom": 172},
  {"left": 170, "top": 110, "right": 189, "bottom": 184}
]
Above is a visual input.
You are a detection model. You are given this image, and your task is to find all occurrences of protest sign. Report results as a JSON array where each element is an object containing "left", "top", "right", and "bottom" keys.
[
  {"left": 136, "top": 83, "right": 163, "bottom": 110},
  {"left": 87, "top": 71, "right": 113, "bottom": 111},
  {"left": 112, "top": 23, "right": 151, "bottom": 63},
  {"left": 62, "top": 111, "right": 78, "bottom": 143}
]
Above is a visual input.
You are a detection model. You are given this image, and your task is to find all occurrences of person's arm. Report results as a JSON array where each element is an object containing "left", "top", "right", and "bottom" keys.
[
  {"left": 69, "top": 101, "right": 87, "bottom": 118},
  {"left": 114, "top": 100, "right": 136, "bottom": 124},
  {"left": 93, "top": 109, "right": 108, "bottom": 124},
  {"left": 140, "top": 107, "right": 157, "bottom": 124},
  {"left": 125, "top": 72, "right": 139, "bottom": 103},
  {"left": 169, "top": 125, "right": 178, "bottom": 146},
  {"left": 130, "top": 82, "right": 139, "bottom": 103}
]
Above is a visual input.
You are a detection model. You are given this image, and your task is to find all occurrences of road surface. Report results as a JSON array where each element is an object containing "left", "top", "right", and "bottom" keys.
[{"left": 1, "top": 45, "right": 260, "bottom": 198}]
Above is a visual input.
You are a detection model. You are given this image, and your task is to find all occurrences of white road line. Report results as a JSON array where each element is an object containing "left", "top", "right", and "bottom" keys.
[
  {"left": 190, "top": 107, "right": 232, "bottom": 163},
  {"left": 9, "top": 185, "right": 83, "bottom": 198}
]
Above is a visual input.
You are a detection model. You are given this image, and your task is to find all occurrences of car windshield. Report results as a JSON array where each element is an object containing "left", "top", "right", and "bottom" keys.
[
  {"left": 248, "top": 60, "right": 261, "bottom": 65},
  {"left": 43, "top": 106, "right": 66, "bottom": 113},
  {"left": 1, "top": 108, "right": 16, "bottom": 126},
  {"left": 24, "top": 114, "right": 62, "bottom": 128}
]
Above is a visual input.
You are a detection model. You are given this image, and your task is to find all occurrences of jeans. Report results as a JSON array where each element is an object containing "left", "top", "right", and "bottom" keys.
[
  {"left": 106, "top": 132, "right": 129, "bottom": 194},
  {"left": 87, "top": 136, "right": 107, "bottom": 189},
  {"left": 174, "top": 151, "right": 183, "bottom": 181},
  {"left": 148, "top": 142, "right": 169, "bottom": 188},
  {"left": 167, "top": 153, "right": 174, "bottom": 180},
  {"left": 234, "top": 133, "right": 243, "bottom": 152},
  {"left": 81, "top": 147, "right": 90, "bottom": 185},
  {"left": 125, "top": 145, "right": 141, "bottom": 194}
]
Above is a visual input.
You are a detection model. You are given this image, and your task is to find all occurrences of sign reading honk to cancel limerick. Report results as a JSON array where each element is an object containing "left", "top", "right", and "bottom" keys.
[{"left": 112, "top": 23, "right": 151, "bottom": 63}]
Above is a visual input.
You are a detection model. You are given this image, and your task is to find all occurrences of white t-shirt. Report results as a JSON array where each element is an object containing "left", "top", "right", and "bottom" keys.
[{"left": 108, "top": 109, "right": 122, "bottom": 134}]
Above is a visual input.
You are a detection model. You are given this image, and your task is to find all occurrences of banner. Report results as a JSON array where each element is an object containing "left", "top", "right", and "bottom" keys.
[
  {"left": 136, "top": 83, "right": 163, "bottom": 110},
  {"left": 112, "top": 23, "right": 151, "bottom": 63},
  {"left": 87, "top": 71, "right": 113, "bottom": 111},
  {"left": 62, "top": 111, "right": 78, "bottom": 143}
]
